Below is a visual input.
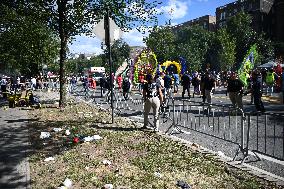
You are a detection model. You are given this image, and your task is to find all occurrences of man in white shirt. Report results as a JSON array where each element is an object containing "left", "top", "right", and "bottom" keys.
[{"left": 31, "top": 77, "right": 37, "bottom": 90}]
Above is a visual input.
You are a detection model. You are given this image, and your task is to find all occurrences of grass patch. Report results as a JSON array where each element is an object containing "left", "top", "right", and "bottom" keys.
[{"left": 28, "top": 99, "right": 283, "bottom": 189}]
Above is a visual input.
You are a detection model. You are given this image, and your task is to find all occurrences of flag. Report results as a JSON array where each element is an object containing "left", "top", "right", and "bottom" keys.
[
  {"left": 179, "top": 57, "right": 187, "bottom": 74},
  {"left": 238, "top": 44, "right": 258, "bottom": 87}
]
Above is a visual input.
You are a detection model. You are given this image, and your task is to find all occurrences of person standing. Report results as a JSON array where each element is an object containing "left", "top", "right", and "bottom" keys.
[
  {"left": 252, "top": 71, "right": 265, "bottom": 112},
  {"left": 31, "top": 77, "right": 37, "bottom": 91},
  {"left": 122, "top": 77, "right": 131, "bottom": 100},
  {"left": 100, "top": 74, "right": 107, "bottom": 97},
  {"left": 163, "top": 71, "right": 172, "bottom": 105},
  {"left": 173, "top": 73, "right": 180, "bottom": 93},
  {"left": 116, "top": 74, "right": 123, "bottom": 90},
  {"left": 227, "top": 72, "right": 244, "bottom": 112},
  {"left": 0, "top": 76, "right": 8, "bottom": 99},
  {"left": 203, "top": 72, "right": 216, "bottom": 108},
  {"left": 181, "top": 71, "right": 191, "bottom": 99},
  {"left": 192, "top": 71, "right": 201, "bottom": 98},
  {"left": 142, "top": 74, "right": 163, "bottom": 131},
  {"left": 265, "top": 69, "right": 276, "bottom": 96}
]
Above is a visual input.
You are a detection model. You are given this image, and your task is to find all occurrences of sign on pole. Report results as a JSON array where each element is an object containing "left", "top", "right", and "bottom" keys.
[{"left": 92, "top": 18, "right": 123, "bottom": 44}]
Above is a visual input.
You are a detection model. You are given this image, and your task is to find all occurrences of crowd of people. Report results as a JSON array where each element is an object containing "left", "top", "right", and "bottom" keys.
[
  {"left": 2, "top": 60, "right": 284, "bottom": 132},
  {"left": 141, "top": 63, "right": 284, "bottom": 131},
  {"left": 0, "top": 75, "right": 60, "bottom": 98}
]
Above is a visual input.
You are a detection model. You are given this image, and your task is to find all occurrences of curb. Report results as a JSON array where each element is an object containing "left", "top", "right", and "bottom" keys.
[{"left": 162, "top": 134, "right": 284, "bottom": 187}]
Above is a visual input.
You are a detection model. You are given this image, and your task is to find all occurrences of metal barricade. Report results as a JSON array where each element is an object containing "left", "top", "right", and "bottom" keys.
[
  {"left": 164, "top": 98, "right": 249, "bottom": 162},
  {"left": 245, "top": 112, "right": 284, "bottom": 161}
]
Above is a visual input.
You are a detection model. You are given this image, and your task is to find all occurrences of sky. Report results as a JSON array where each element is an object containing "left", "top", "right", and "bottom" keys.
[{"left": 68, "top": 0, "right": 236, "bottom": 55}]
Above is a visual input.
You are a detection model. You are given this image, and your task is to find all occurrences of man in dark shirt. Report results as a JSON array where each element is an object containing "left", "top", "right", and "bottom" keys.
[
  {"left": 203, "top": 72, "right": 216, "bottom": 105},
  {"left": 100, "top": 74, "right": 107, "bottom": 97},
  {"left": 227, "top": 72, "right": 244, "bottom": 111},
  {"left": 163, "top": 71, "right": 172, "bottom": 100},
  {"left": 181, "top": 71, "right": 191, "bottom": 98},
  {"left": 252, "top": 71, "right": 265, "bottom": 112}
]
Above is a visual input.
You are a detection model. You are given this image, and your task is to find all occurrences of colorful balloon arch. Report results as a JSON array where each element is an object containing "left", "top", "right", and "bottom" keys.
[
  {"left": 131, "top": 49, "right": 158, "bottom": 84},
  {"left": 130, "top": 49, "right": 187, "bottom": 84},
  {"left": 159, "top": 60, "right": 182, "bottom": 74}
]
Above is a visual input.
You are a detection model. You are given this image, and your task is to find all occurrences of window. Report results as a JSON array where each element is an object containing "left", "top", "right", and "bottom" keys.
[
  {"left": 220, "top": 12, "right": 226, "bottom": 20},
  {"left": 203, "top": 22, "right": 207, "bottom": 29}
]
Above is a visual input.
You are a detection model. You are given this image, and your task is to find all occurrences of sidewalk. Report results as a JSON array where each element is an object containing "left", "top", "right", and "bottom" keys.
[{"left": 0, "top": 107, "right": 31, "bottom": 189}]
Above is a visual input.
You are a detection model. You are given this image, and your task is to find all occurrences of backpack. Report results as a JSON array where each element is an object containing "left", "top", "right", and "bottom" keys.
[
  {"left": 123, "top": 79, "right": 131, "bottom": 90},
  {"left": 145, "top": 82, "right": 158, "bottom": 97}
]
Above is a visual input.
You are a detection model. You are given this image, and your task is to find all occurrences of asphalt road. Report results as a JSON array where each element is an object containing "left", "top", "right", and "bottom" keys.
[{"left": 71, "top": 83, "right": 284, "bottom": 178}]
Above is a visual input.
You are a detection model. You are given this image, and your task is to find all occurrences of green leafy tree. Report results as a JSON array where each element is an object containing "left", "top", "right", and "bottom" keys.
[
  {"left": 31, "top": 0, "right": 161, "bottom": 107},
  {"left": 0, "top": 4, "right": 59, "bottom": 76},
  {"left": 144, "top": 26, "right": 177, "bottom": 63},
  {"left": 226, "top": 12, "right": 254, "bottom": 66},
  {"left": 176, "top": 25, "right": 211, "bottom": 71},
  {"left": 104, "top": 39, "right": 130, "bottom": 72},
  {"left": 226, "top": 12, "right": 274, "bottom": 67},
  {"left": 214, "top": 29, "right": 236, "bottom": 71}
]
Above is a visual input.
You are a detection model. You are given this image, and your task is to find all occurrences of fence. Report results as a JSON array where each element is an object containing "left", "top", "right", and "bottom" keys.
[
  {"left": 163, "top": 98, "right": 284, "bottom": 162},
  {"left": 71, "top": 84, "right": 284, "bottom": 163}
]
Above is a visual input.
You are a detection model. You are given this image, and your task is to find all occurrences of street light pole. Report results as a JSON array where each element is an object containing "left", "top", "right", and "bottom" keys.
[{"left": 104, "top": 8, "right": 114, "bottom": 124}]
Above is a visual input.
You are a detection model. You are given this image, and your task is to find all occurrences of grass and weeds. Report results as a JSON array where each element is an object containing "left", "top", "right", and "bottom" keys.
[{"left": 28, "top": 99, "right": 282, "bottom": 189}]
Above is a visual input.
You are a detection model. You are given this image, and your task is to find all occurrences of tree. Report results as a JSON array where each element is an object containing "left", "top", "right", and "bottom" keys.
[
  {"left": 226, "top": 12, "right": 254, "bottom": 66},
  {"left": 105, "top": 39, "right": 130, "bottom": 72},
  {"left": 214, "top": 29, "right": 236, "bottom": 71},
  {"left": 29, "top": 0, "right": 161, "bottom": 107},
  {"left": 145, "top": 26, "right": 177, "bottom": 62},
  {"left": 0, "top": 4, "right": 59, "bottom": 76},
  {"left": 175, "top": 25, "right": 211, "bottom": 71}
]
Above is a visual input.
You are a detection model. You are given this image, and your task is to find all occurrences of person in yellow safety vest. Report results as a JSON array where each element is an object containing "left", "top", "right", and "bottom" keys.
[{"left": 265, "top": 69, "right": 277, "bottom": 96}]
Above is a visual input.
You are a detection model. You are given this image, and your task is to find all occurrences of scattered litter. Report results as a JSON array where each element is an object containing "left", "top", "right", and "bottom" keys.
[
  {"left": 102, "top": 160, "right": 111, "bottom": 165},
  {"left": 44, "top": 157, "right": 55, "bottom": 162},
  {"left": 217, "top": 151, "right": 225, "bottom": 157},
  {"left": 53, "top": 128, "right": 63, "bottom": 132},
  {"left": 104, "top": 184, "right": 114, "bottom": 189},
  {"left": 40, "top": 132, "right": 50, "bottom": 139},
  {"left": 154, "top": 172, "right": 162, "bottom": 178},
  {"left": 65, "top": 130, "right": 71, "bottom": 136},
  {"left": 83, "top": 135, "right": 102, "bottom": 142},
  {"left": 85, "top": 166, "right": 90, "bottom": 170},
  {"left": 176, "top": 180, "right": 191, "bottom": 189},
  {"left": 73, "top": 137, "right": 80, "bottom": 143},
  {"left": 63, "top": 178, "right": 72, "bottom": 188}
]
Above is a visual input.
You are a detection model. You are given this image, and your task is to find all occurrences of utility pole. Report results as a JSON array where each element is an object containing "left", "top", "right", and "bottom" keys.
[{"left": 104, "top": 8, "right": 114, "bottom": 124}]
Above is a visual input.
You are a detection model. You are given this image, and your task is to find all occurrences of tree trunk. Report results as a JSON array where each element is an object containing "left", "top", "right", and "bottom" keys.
[{"left": 58, "top": 0, "right": 68, "bottom": 108}]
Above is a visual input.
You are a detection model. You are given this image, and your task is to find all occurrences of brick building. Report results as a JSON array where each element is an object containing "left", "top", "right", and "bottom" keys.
[{"left": 173, "top": 15, "right": 216, "bottom": 32}]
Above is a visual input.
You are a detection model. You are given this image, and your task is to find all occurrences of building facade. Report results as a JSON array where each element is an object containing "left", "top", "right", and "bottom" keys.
[{"left": 173, "top": 15, "right": 216, "bottom": 32}]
